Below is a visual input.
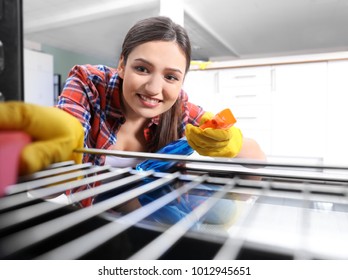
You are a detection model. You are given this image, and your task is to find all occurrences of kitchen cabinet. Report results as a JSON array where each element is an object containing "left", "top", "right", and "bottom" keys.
[
  {"left": 325, "top": 60, "right": 348, "bottom": 166},
  {"left": 218, "top": 66, "right": 273, "bottom": 155},
  {"left": 271, "top": 62, "right": 327, "bottom": 158},
  {"left": 24, "top": 49, "right": 54, "bottom": 106},
  {"left": 212, "top": 62, "right": 328, "bottom": 158},
  {"left": 185, "top": 57, "right": 348, "bottom": 163}
]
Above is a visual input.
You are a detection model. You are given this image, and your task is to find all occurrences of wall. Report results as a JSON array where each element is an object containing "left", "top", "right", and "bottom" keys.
[
  {"left": 23, "top": 41, "right": 119, "bottom": 105},
  {"left": 41, "top": 44, "right": 117, "bottom": 87}
]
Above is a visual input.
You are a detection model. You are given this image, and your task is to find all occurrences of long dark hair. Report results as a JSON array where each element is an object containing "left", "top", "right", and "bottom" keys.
[{"left": 119, "top": 16, "right": 192, "bottom": 152}]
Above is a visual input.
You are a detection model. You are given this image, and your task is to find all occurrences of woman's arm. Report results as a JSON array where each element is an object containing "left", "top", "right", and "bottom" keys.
[
  {"left": 236, "top": 137, "right": 267, "bottom": 180},
  {"left": 237, "top": 137, "right": 266, "bottom": 161}
]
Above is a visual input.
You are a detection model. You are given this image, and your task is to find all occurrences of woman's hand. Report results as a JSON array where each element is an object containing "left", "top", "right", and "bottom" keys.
[
  {"left": 185, "top": 112, "right": 243, "bottom": 158},
  {"left": 0, "top": 102, "right": 84, "bottom": 175}
]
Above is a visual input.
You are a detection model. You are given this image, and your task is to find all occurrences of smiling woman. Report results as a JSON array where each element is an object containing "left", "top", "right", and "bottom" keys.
[
  {"left": 56, "top": 16, "right": 265, "bottom": 207},
  {"left": 117, "top": 41, "right": 186, "bottom": 120}
]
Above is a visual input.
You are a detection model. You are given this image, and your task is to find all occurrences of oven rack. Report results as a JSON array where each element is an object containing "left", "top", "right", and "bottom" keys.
[{"left": 0, "top": 150, "right": 347, "bottom": 260}]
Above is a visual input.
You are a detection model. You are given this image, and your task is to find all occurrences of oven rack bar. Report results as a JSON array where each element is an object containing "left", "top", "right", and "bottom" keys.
[
  {"left": 75, "top": 148, "right": 348, "bottom": 183},
  {"left": 75, "top": 147, "right": 348, "bottom": 171},
  {"left": 0, "top": 153, "right": 347, "bottom": 260}
]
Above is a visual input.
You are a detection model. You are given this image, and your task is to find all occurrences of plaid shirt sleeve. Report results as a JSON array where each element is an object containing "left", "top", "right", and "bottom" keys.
[
  {"left": 56, "top": 64, "right": 124, "bottom": 166},
  {"left": 179, "top": 89, "right": 206, "bottom": 137}
]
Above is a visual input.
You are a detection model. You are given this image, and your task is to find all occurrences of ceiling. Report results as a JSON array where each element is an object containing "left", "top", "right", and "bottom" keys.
[{"left": 23, "top": 0, "right": 348, "bottom": 66}]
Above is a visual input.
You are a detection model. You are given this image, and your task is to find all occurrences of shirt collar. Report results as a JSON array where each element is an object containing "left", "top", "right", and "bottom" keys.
[{"left": 148, "top": 115, "right": 160, "bottom": 126}]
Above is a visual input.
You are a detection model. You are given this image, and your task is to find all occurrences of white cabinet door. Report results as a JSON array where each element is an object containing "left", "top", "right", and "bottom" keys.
[
  {"left": 24, "top": 49, "right": 54, "bottom": 106},
  {"left": 218, "top": 66, "right": 273, "bottom": 155},
  {"left": 325, "top": 60, "right": 348, "bottom": 165},
  {"left": 271, "top": 62, "right": 327, "bottom": 158}
]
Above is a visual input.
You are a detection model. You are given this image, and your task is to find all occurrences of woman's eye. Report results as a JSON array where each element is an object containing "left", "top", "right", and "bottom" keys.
[
  {"left": 166, "top": 74, "right": 179, "bottom": 81},
  {"left": 135, "top": 66, "right": 148, "bottom": 73}
]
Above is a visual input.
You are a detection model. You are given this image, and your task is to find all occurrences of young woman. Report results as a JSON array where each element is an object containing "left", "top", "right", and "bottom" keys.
[
  {"left": 57, "top": 16, "right": 264, "bottom": 163},
  {"left": 57, "top": 16, "right": 265, "bottom": 206}
]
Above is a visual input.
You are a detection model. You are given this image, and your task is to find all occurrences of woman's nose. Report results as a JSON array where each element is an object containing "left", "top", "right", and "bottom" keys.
[{"left": 144, "top": 74, "right": 163, "bottom": 95}]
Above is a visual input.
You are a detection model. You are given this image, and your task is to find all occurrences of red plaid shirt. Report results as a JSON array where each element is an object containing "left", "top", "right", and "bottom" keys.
[
  {"left": 57, "top": 64, "right": 205, "bottom": 166},
  {"left": 57, "top": 65, "right": 205, "bottom": 207}
]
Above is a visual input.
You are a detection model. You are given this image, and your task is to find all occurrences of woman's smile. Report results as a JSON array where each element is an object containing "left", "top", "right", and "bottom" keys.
[{"left": 137, "top": 93, "right": 162, "bottom": 108}]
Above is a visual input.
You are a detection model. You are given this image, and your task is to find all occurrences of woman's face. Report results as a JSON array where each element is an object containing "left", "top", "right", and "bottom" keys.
[{"left": 117, "top": 40, "right": 187, "bottom": 120}]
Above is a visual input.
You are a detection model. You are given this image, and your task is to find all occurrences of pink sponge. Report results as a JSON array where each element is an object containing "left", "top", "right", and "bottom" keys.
[{"left": 0, "top": 131, "right": 31, "bottom": 196}]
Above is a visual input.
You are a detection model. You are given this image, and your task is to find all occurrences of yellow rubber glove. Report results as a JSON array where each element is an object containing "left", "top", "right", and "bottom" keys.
[
  {"left": 185, "top": 112, "right": 243, "bottom": 158},
  {"left": 0, "top": 102, "right": 84, "bottom": 175}
]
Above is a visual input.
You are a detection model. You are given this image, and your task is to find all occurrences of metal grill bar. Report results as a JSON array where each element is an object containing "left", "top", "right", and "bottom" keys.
[
  {"left": 129, "top": 179, "right": 236, "bottom": 260},
  {"left": 14, "top": 162, "right": 93, "bottom": 185},
  {"left": 0, "top": 170, "right": 154, "bottom": 257},
  {"left": 37, "top": 173, "right": 206, "bottom": 259},
  {"left": 213, "top": 191, "right": 260, "bottom": 260},
  {"left": 1, "top": 150, "right": 348, "bottom": 260},
  {"left": 0, "top": 167, "right": 132, "bottom": 230},
  {"left": 6, "top": 164, "right": 109, "bottom": 195},
  {"left": 75, "top": 147, "right": 348, "bottom": 171},
  {"left": 0, "top": 166, "right": 128, "bottom": 211}
]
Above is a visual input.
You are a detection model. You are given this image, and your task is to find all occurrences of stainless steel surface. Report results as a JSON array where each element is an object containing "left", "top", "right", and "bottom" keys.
[{"left": 1, "top": 150, "right": 348, "bottom": 260}]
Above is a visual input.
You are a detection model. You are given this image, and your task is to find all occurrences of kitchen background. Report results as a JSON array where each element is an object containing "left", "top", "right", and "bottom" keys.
[{"left": 22, "top": 0, "right": 348, "bottom": 165}]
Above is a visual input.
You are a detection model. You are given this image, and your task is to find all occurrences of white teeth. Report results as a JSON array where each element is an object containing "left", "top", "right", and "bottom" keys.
[{"left": 139, "top": 94, "right": 160, "bottom": 104}]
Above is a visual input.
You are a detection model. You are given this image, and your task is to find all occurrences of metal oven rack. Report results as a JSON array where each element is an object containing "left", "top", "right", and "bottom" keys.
[{"left": 1, "top": 149, "right": 348, "bottom": 260}]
